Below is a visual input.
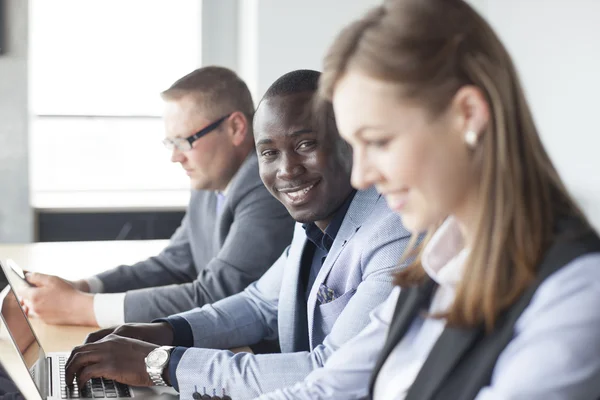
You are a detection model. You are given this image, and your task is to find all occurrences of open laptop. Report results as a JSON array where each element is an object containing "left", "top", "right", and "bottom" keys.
[
  {"left": 0, "top": 260, "right": 177, "bottom": 399},
  {"left": 0, "top": 316, "right": 29, "bottom": 399}
]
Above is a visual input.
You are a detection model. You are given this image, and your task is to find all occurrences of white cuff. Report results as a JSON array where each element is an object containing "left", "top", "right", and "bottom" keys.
[
  {"left": 93, "top": 293, "right": 126, "bottom": 328},
  {"left": 86, "top": 276, "right": 105, "bottom": 294}
]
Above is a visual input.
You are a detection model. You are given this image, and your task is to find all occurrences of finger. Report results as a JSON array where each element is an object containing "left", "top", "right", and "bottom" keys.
[
  {"left": 21, "top": 298, "right": 38, "bottom": 317},
  {"left": 84, "top": 328, "right": 114, "bottom": 344},
  {"left": 65, "top": 342, "right": 103, "bottom": 369},
  {"left": 65, "top": 350, "right": 103, "bottom": 387},
  {"left": 24, "top": 272, "right": 49, "bottom": 286},
  {"left": 75, "top": 364, "right": 113, "bottom": 391},
  {"left": 18, "top": 285, "right": 36, "bottom": 300}
]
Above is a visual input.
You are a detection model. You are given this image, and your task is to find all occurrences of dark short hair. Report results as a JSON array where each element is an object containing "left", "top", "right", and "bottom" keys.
[
  {"left": 262, "top": 69, "right": 321, "bottom": 101},
  {"left": 161, "top": 66, "right": 254, "bottom": 123}
]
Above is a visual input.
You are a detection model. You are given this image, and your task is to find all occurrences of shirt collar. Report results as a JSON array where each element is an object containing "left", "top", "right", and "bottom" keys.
[
  {"left": 303, "top": 190, "right": 357, "bottom": 252},
  {"left": 218, "top": 176, "right": 234, "bottom": 197},
  {"left": 216, "top": 154, "right": 247, "bottom": 197},
  {"left": 421, "top": 217, "right": 469, "bottom": 288}
]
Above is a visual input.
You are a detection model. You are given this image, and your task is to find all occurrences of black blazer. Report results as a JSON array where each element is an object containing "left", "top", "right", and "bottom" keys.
[{"left": 369, "top": 222, "right": 600, "bottom": 400}]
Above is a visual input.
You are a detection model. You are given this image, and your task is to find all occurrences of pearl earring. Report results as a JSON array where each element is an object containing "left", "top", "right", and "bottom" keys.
[{"left": 464, "top": 130, "right": 479, "bottom": 148}]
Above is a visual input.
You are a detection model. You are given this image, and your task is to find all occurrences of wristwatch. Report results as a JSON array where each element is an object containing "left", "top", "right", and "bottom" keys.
[{"left": 145, "top": 346, "right": 175, "bottom": 386}]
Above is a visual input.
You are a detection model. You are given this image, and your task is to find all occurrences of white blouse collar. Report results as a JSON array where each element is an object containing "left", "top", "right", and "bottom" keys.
[{"left": 421, "top": 217, "right": 469, "bottom": 288}]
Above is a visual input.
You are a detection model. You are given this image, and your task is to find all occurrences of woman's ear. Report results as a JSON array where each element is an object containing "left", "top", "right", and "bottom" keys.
[{"left": 451, "top": 85, "right": 490, "bottom": 148}]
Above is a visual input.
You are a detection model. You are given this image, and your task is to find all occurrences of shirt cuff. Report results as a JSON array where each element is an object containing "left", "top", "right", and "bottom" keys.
[
  {"left": 154, "top": 316, "right": 194, "bottom": 347},
  {"left": 86, "top": 276, "right": 105, "bottom": 294},
  {"left": 93, "top": 293, "right": 126, "bottom": 328},
  {"left": 168, "top": 347, "right": 188, "bottom": 392}
]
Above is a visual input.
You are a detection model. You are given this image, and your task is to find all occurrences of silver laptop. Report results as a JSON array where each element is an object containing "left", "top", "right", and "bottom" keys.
[{"left": 0, "top": 260, "right": 177, "bottom": 399}]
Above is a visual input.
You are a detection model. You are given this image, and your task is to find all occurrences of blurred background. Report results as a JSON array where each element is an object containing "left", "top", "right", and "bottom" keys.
[{"left": 0, "top": 0, "right": 599, "bottom": 244}]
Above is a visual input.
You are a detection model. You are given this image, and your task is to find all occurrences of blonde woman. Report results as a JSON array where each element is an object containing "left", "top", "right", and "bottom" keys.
[{"left": 256, "top": 0, "right": 600, "bottom": 399}]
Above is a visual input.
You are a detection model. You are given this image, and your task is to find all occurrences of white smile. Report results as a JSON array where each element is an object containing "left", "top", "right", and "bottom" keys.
[{"left": 283, "top": 183, "right": 317, "bottom": 203}]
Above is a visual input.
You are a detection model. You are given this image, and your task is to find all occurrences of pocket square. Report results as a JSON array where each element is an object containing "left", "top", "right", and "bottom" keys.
[{"left": 317, "top": 283, "right": 338, "bottom": 304}]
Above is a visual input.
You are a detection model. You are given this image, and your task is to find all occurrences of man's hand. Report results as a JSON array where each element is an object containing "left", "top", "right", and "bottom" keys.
[
  {"left": 65, "top": 334, "right": 161, "bottom": 389},
  {"left": 85, "top": 322, "right": 174, "bottom": 346},
  {"left": 71, "top": 279, "right": 91, "bottom": 293},
  {"left": 18, "top": 272, "right": 97, "bottom": 326}
]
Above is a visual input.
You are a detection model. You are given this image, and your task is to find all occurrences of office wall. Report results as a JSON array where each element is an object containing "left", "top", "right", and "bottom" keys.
[
  {"left": 475, "top": 0, "right": 600, "bottom": 231},
  {"left": 0, "top": 0, "right": 33, "bottom": 242},
  {"left": 236, "top": 0, "right": 381, "bottom": 99}
]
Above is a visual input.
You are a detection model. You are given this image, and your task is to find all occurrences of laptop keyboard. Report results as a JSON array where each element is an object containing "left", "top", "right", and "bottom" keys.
[{"left": 59, "top": 356, "right": 131, "bottom": 398}]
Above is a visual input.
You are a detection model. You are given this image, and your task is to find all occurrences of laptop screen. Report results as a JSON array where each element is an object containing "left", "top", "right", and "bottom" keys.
[{"left": 0, "top": 264, "right": 47, "bottom": 396}]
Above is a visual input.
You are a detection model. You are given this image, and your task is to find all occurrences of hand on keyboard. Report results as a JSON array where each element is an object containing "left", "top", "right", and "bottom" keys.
[
  {"left": 64, "top": 335, "right": 161, "bottom": 390},
  {"left": 59, "top": 356, "right": 131, "bottom": 398}
]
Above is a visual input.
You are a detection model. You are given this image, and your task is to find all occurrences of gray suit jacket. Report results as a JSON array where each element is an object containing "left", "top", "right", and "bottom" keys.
[
  {"left": 95, "top": 153, "right": 295, "bottom": 322},
  {"left": 170, "top": 187, "right": 412, "bottom": 399}
]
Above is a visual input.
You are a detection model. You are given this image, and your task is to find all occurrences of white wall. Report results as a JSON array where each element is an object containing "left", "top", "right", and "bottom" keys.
[
  {"left": 0, "top": 0, "right": 33, "bottom": 242},
  {"left": 237, "top": 0, "right": 381, "bottom": 99},
  {"left": 476, "top": 0, "right": 600, "bottom": 232}
]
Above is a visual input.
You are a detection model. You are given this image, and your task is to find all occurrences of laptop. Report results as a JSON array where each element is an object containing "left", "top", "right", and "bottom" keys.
[
  {"left": 0, "top": 317, "right": 29, "bottom": 399},
  {"left": 0, "top": 260, "right": 178, "bottom": 399}
]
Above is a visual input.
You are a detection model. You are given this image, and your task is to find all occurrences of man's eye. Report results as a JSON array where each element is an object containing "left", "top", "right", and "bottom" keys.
[
  {"left": 298, "top": 140, "right": 317, "bottom": 150},
  {"left": 261, "top": 150, "right": 277, "bottom": 158}
]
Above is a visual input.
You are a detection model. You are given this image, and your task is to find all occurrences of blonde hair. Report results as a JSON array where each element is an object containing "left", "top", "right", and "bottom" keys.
[
  {"left": 161, "top": 66, "right": 254, "bottom": 124},
  {"left": 320, "top": 0, "right": 588, "bottom": 330}
]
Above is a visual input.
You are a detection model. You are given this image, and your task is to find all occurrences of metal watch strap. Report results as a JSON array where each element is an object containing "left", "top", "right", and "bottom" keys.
[
  {"left": 148, "top": 370, "right": 168, "bottom": 387},
  {"left": 147, "top": 346, "right": 174, "bottom": 386}
]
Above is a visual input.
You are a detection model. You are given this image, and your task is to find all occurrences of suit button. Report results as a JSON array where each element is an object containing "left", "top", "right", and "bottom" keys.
[{"left": 222, "top": 388, "right": 231, "bottom": 400}]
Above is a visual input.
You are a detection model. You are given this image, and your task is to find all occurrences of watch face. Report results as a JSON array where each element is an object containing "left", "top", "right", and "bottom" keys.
[{"left": 147, "top": 349, "right": 169, "bottom": 368}]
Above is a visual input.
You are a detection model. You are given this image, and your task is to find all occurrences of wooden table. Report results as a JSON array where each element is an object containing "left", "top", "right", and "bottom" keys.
[
  {"left": 0, "top": 240, "right": 170, "bottom": 398},
  {"left": 0, "top": 239, "right": 251, "bottom": 354},
  {"left": 0, "top": 240, "right": 169, "bottom": 351}
]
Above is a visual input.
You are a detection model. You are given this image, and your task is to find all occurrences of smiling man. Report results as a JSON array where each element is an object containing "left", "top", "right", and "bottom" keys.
[
  {"left": 64, "top": 70, "right": 411, "bottom": 400},
  {"left": 19, "top": 66, "right": 295, "bottom": 327}
]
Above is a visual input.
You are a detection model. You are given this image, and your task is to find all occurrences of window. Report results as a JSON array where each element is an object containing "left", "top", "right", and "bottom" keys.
[{"left": 30, "top": 0, "right": 202, "bottom": 209}]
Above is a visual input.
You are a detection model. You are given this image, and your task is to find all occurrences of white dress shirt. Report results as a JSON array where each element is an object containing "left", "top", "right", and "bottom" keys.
[{"left": 256, "top": 217, "right": 600, "bottom": 400}]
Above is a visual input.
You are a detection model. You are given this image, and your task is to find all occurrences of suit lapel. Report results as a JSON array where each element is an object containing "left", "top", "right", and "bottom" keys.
[
  {"left": 306, "top": 188, "right": 381, "bottom": 347},
  {"left": 206, "top": 192, "right": 222, "bottom": 252},
  {"left": 405, "top": 325, "right": 481, "bottom": 400},
  {"left": 278, "top": 224, "right": 311, "bottom": 352},
  {"left": 213, "top": 152, "right": 257, "bottom": 249}
]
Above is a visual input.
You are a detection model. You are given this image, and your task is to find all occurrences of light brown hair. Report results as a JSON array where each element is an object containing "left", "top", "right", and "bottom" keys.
[
  {"left": 161, "top": 66, "right": 255, "bottom": 125},
  {"left": 320, "top": 0, "right": 588, "bottom": 330}
]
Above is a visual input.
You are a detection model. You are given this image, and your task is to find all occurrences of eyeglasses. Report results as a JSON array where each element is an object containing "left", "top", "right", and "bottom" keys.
[{"left": 163, "top": 113, "right": 232, "bottom": 152}]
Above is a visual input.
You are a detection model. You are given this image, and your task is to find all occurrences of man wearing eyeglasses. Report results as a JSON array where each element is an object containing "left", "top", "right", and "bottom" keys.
[{"left": 19, "top": 66, "right": 295, "bottom": 328}]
